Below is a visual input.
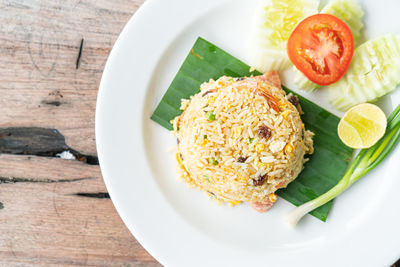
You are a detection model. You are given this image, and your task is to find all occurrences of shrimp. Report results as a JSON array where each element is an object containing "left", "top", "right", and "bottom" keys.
[{"left": 249, "top": 199, "right": 275, "bottom": 213}]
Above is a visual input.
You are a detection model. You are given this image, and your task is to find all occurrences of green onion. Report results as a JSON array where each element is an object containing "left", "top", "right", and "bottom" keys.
[
  {"left": 286, "top": 104, "right": 400, "bottom": 227},
  {"left": 206, "top": 111, "right": 216, "bottom": 121},
  {"left": 208, "top": 157, "right": 218, "bottom": 165},
  {"left": 204, "top": 135, "right": 207, "bottom": 139},
  {"left": 249, "top": 137, "right": 255, "bottom": 144},
  {"left": 203, "top": 174, "right": 210, "bottom": 182}
]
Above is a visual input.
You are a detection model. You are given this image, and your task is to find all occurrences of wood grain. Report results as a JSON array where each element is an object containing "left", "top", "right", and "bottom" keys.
[
  {"left": 0, "top": 0, "right": 144, "bottom": 155},
  {"left": 0, "top": 0, "right": 161, "bottom": 266}
]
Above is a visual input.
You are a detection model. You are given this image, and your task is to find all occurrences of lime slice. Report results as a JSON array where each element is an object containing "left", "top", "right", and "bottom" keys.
[{"left": 338, "top": 103, "right": 387, "bottom": 149}]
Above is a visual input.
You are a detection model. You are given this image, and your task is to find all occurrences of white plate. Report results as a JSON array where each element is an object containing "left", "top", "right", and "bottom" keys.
[{"left": 96, "top": 0, "right": 400, "bottom": 266}]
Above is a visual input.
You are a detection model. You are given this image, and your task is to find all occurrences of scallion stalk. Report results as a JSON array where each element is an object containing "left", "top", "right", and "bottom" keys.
[{"left": 286, "top": 104, "right": 400, "bottom": 227}]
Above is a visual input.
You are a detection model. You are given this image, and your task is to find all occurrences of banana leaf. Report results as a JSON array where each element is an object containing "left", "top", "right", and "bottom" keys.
[{"left": 151, "top": 37, "right": 353, "bottom": 221}]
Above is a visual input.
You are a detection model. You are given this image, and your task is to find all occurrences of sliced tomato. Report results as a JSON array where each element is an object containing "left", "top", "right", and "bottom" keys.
[{"left": 287, "top": 14, "right": 354, "bottom": 86}]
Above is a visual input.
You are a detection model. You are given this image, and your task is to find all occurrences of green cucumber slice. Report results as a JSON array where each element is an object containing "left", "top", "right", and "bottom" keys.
[
  {"left": 293, "top": 66, "right": 320, "bottom": 91},
  {"left": 321, "top": 0, "right": 364, "bottom": 43},
  {"left": 249, "top": 0, "right": 319, "bottom": 72},
  {"left": 329, "top": 34, "right": 400, "bottom": 111}
]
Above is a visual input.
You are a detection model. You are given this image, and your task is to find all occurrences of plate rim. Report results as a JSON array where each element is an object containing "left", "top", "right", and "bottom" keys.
[{"left": 95, "top": 0, "right": 400, "bottom": 266}]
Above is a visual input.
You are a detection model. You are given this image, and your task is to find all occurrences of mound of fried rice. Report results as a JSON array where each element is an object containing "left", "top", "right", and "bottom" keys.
[{"left": 171, "top": 71, "right": 314, "bottom": 212}]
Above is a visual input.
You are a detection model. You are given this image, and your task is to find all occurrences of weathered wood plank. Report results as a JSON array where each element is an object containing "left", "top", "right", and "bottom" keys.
[
  {"left": 0, "top": 0, "right": 161, "bottom": 265},
  {"left": 0, "top": 127, "right": 98, "bottom": 164},
  {"left": 0, "top": 154, "right": 159, "bottom": 266},
  {"left": 0, "top": 127, "right": 69, "bottom": 155},
  {"left": 0, "top": 0, "right": 144, "bottom": 155},
  {"left": 0, "top": 183, "right": 158, "bottom": 266},
  {"left": 0, "top": 154, "right": 99, "bottom": 181}
]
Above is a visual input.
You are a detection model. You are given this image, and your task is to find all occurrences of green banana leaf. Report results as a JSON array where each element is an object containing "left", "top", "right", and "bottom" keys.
[{"left": 151, "top": 37, "right": 353, "bottom": 221}]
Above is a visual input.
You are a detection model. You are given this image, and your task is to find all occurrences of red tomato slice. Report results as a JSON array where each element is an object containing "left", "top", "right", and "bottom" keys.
[{"left": 287, "top": 14, "right": 354, "bottom": 86}]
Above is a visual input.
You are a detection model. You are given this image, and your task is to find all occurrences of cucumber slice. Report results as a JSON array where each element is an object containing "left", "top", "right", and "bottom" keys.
[
  {"left": 292, "top": 66, "right": 320, "bottom": 91},
  {"left": 328, "top": 34, "right": 400, "bottom": 111},
  {"left": 329, "top": 79, "right": 357, "bottom": 110},
  {"left": 249, "top": 0, "right": 319, "bottom": 72},
  {"left": 249, "top": 48, "right": 292, "bottom": 73},
  {"left": 321, "top": 0, "right": 364, "bottom": 43}
]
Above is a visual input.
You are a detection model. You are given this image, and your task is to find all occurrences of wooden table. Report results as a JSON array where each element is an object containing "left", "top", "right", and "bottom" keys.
[
  {"left": 0, "top": 0, "right": 160, "bottom": 266},
  {"left": 0, "top": 0, "right": 398, "bottom": 266}
]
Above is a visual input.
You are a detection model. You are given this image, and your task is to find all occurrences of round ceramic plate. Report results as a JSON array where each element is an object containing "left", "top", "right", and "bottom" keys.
[{"left": 96, "top": 0, "right": 400, "bottom": 266}]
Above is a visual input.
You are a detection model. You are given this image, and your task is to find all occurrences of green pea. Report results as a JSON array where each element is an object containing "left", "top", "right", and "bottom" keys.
[
  {"left": 206, "top": 111, "right": 216, "bottom": 121},
  {"left": 208, "top": 157, "right": 218, "bottom": 165}
]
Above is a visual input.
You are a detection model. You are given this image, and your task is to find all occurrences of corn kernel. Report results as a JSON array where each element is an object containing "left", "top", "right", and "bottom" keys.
[
  {"left": 228, "top": 200, "right": 241, "bottom": 206},
  {"left": 268, "top": 193, "right": 277, "bottom": 203},
  {"left": 281, "top": 110, "right": 291, "bottom": 120},
  {"left": 207, "top": 97, "right": 216, "bottom": 105},
  {"left": 256, "top": 160, "right": 263, "bottom": 168},
  {"left": 233, "top": 126, "right": 243, "bottom": 138},
  {"left": 301, "top": 123, "right": 305, "bottom": 130},
  {"left": 279, "top": 100, "right": 287, "bottom": 109},
  {"left": 256, "top": 161, "right": 269, "bottom": 170},
  {"left": 256, "top": 143, "right": 265, "bottom": 153},
  {"left": 285, "top": 144, "right": 293, "bottom": 154}
]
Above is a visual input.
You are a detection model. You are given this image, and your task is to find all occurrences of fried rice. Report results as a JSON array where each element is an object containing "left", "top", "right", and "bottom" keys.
[{"left": 171, "top": 71, "right": 314, "bottom": 212}]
